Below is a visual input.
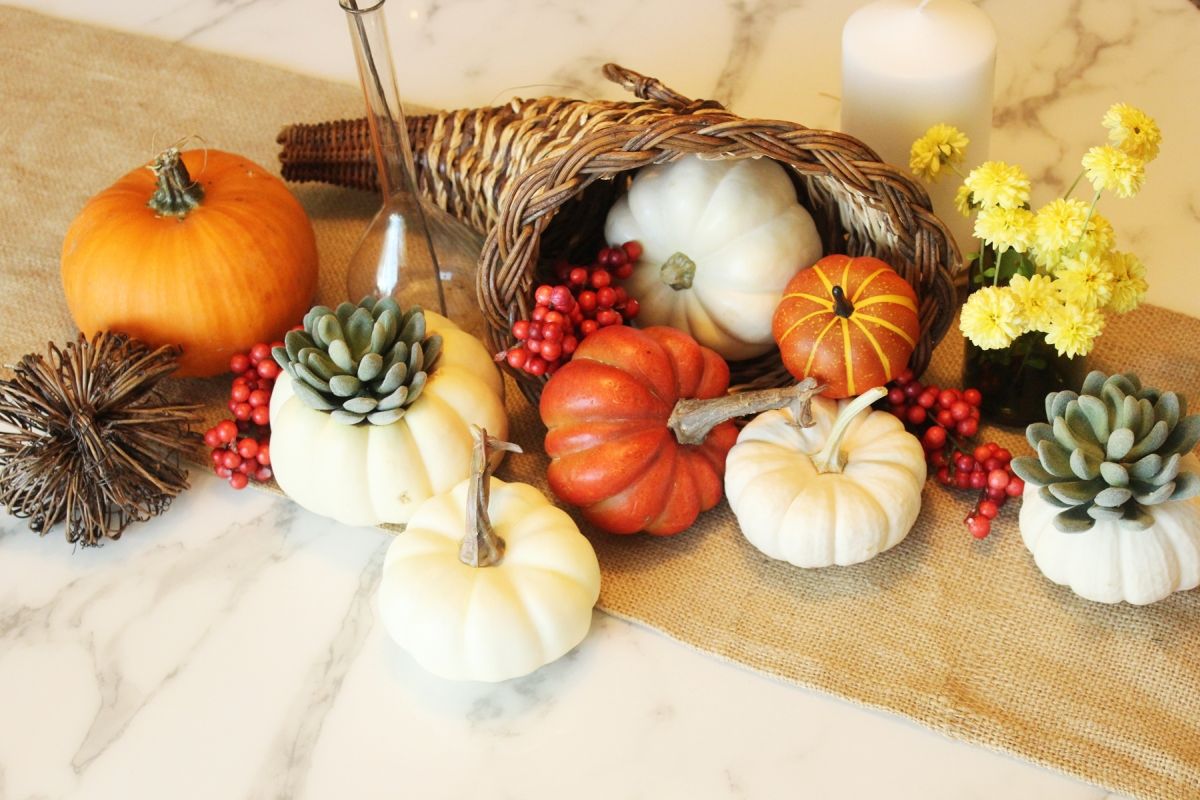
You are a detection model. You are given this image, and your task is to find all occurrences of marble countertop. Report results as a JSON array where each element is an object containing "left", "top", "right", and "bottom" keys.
[{"left": 4, "top": 1, "right": 1198, "bottom": 798}]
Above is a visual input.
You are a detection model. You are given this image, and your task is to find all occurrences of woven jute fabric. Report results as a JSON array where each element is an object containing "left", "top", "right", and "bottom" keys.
[{"left": 1, "top": 8, "right": 1197, "bottom": 798}]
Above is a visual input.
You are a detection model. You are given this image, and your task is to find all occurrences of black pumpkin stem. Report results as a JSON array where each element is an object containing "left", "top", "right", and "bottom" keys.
[{"left": 831, "top": 285, "right": 855, "bottom": 318}]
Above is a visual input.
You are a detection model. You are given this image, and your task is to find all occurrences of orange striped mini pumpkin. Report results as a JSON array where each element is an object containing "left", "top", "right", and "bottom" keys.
[{"left": 772, "top": 255, "right": 919, "bottom": 398}]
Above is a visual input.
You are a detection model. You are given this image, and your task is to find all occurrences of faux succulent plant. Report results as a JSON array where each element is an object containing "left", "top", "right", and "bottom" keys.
[
  {"left": 1011, "top": 371, "right": 1200, "bottom": 532},
  {"left": 272, "top": 297, "right": 442, "bottom": 426}
]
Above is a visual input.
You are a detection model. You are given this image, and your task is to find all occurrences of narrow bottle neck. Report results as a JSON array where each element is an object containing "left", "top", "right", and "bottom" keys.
[{"left": 343, "top": 0, "right": 420, "bottom": 202}]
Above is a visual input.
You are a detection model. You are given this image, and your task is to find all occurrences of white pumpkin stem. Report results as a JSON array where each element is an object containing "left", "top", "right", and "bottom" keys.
[
  {"left": 460, "top": 425, "right": 523, "bottom": 568},
  {"left": 668, "top": 378, "right": 825, "bottom": 446},
  {"left": 811, "top": 386, "right": 888, "bottom": 474},
  {"left": 659, "top": 252, "right": 697, "bottom": 290}
]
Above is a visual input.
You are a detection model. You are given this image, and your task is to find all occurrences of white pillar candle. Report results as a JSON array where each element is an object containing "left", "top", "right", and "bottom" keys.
[{"left": 841, "top": 0, "right": 996, "bottom": 259}]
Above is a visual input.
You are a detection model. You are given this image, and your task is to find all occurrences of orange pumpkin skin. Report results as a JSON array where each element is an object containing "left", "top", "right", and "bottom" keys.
[
  {"left": 539, "top": 326, "right": 737, "bottom": 536},
  {"left": 61, "top": 149, "right": 318, "bottom": 377},
  {"left": 773, "top": 255, "right": 919, "bottom": 398}
]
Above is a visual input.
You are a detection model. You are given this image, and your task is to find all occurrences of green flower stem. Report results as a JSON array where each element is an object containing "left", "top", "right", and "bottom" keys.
[
  {"left": 1077, "top": 188, "right": 1103, "bottom": 248},
  {"left": 1063, "top": 168, "right": 1086, "bottom": 200}
]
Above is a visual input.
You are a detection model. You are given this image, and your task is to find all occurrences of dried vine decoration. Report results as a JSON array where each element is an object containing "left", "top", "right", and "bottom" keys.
[{"left": 0, "top": 332, "right": 200, "bottom": 546}]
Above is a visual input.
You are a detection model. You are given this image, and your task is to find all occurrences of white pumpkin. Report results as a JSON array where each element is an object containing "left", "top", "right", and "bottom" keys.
[
  {"left": 604, "top": 154, "right": 822, "bottom": 361},
  {"left": 269, "top": 311, "right": 507, "bottom": 527},
  {"left": 379, "top": 428, "right": 601, "bottom": 682},
  {"left": 725, "top": 387, "right": 926, "bottom": 567},
  {"left": 1019, "top": 466, "right": 1200, "bottom": 605}
]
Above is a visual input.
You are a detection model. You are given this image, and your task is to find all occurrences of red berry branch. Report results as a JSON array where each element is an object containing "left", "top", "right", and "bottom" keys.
[
  {"left": 202, "top": 341, "right": 282, "bottom": 490},
  {"left": 499, "top": 241, "right": 642, "bottom": 376},
  {"left": 883, "top": 370, "right": 1024, "bottom": 539}
]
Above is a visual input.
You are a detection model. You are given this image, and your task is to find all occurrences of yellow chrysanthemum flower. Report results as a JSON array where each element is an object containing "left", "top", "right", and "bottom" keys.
[
  {"left": 964, "top": 161, "right": 1030, "bottom": 209},
  {"left": 1080, "top": 212, "right": 1115, "bottom": 256},
  {"left": 1054, "top": 251, "right": 1114, "bottom": 310},
  {"left": 1105, "top": 251, "right": 1148, "bottom": 313},
  {"left": 973, "top": 206, "right": 1035, "bottom": 253},
  {"left": 909, "top": 124, "right": 970, "bottom": 182},
  {"left": 1043, "top": 305, "right": 1104, "bottom": 358},
  {"left": 1008, "top": 273, "right": 1060, "bottom": 332},
  {"left": 1102, "top": 102, "right": 1161, "bottom": 163},
  {"left": 1034, "top": 209, "right": 1116, "bottom": 273},
  {"left": 1082, "top": 145, "right": 1145, "bottom": 198},
  {"left": 960, "top": 286, "right": 1023, "bottom": 349},
  {"left": 954, "top": 184, "right": 975, "bottom": 217},
  {"left": 1033, "top": 198, "right": 1090, "bottom": 254}
]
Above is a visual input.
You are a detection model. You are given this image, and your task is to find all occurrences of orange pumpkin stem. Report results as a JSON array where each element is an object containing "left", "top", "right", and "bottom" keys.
[
  {"left": 147, "top": 147, "right": 205, "bottom": 218},
  {"left": 667, "top": 378, "right": 824, "bottom": 446},
  {"left": 831, "top": 284, "right": 854, "bottom": 318},
  {"left": 460, "top": 425, "right": 523, "bottom": 568}
]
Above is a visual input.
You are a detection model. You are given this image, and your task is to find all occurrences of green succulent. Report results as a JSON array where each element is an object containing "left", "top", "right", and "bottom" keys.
[
  {"left": 1011, "top": 370, "right": 1200, "bottom": 532},
  {"left": 272, "top": 297, "right": 442, "bottom": 426}
]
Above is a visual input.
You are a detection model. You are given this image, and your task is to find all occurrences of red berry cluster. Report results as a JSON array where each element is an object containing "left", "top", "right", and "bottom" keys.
[
  {"left": 202, "top": 342, "right": 279, "bottom": 490},
  {"left": 501, "top": 241, "right": 643, "bottom": 377},
  {"left": 884, "top": 370, "right": 1024, "bottom": 539}
]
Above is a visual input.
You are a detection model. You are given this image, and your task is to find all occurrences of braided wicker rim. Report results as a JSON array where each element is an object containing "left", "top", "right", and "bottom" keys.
[
  {"left": 477, "top": 65, "right": 960, "bottom": 404},
  {"left": 278, "top": 64, "right": 961, "bottom": 407}
]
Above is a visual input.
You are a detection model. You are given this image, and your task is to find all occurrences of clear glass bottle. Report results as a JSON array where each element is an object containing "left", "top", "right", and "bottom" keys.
[{"left": 341, "top": 0, "right": 484, "bottom": 336}]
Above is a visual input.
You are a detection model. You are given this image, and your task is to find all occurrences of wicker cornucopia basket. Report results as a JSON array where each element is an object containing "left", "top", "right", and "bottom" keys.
[{"left": 278, "top": 64, "right": 961, "bottom": 404}]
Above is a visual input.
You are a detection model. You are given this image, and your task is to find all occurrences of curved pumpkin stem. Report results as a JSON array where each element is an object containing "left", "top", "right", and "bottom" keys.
[
  {"left": 460, "top": 425, "right": 523, "bottom": 568},
  {"left": 147, "top": 147, "right": 205, "bottom": 218},
  {"left": 811, "top": 386, "right": 888, "bottom": 474},
  {"left": 668, "top": 378, "right": 824, "bottom": 446}
]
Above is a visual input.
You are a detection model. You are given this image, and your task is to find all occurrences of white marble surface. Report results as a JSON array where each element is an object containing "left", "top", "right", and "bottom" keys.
[
  {"left": 0, "top": 473, "right": 1122, "bottom": 800},
  {"left": 5, "top": 0, "right": 1199, "bottom": 798}
]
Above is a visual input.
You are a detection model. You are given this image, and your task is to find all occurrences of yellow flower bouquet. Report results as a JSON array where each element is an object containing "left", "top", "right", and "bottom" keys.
[{"left": 910, "top": 103, "right": 1160, "bottom": 423}]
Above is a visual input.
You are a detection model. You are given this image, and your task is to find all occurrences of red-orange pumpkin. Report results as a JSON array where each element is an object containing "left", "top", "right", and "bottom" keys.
[
  {"left": 772, "top": 255, "right": 919, "bottom": 398},
  {"left": 61, "top": 148, "right": 318, "bottom": 377},
  {"left": 539, "top": 325, "right": 737, "bottom": 535}
]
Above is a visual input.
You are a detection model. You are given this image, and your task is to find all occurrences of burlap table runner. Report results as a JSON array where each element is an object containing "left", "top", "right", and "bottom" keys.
[{"left": 2, "top": 8, "right": 1197, "bottom": 798}]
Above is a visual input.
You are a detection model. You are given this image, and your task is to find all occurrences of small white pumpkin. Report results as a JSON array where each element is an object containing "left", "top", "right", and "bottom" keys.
[
  {"left": 269, "top": 309, "right": 507, "bottom": 527},
  {"left": 1010, "top": 371, "right": 1200, "bottom": 605},
  {"left": 1019, "top": 476, "right": 1200, "bottom": 605},
  {"left": 379, "top": 428, "right": 601, "bottom": 682},
  {"left": 604, "top": 155, "right": 822, "bottom": 361},
  {"left": 725, "top": 387, "right": 926, "bottom": 567}
]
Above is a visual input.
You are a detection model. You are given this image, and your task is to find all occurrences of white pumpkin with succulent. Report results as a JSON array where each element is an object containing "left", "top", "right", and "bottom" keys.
[
  {"left": 379, "top": 427, "right": 602, "bottom": 682},
  {"left": 604, "top": 154, "right": 823, "bottom": 361},
  {"left": 725, "top": 385, "right": 927, "bottom": 567},
  {"left": 1012, "top": 371, "right": 1200, "bottom": 605},
  {"left": 269, "top": 298, "right": 507, "bottom": 527}
]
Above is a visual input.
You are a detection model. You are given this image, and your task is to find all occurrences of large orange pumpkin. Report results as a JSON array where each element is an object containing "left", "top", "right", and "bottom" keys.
[
  {"left": 773, "top": 255, "right": 919, "bottom": 398},
  {"left": 61, "top": 148, "right": 318, "bottom": 377},
  {"left": 539, "top": 325, "right": 737, "bottom": 535}
]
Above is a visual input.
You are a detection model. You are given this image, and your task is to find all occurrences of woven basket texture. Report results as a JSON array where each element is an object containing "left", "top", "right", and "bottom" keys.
[{"left": 278, "top": 64, "right": 961, "bottom": 404}]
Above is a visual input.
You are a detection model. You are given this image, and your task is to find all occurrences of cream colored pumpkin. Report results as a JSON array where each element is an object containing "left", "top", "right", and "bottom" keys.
[
  {"left": 725, "top": 388, "right": 926, "bottom": 567},
  {"left": 379, "top": 430, "right": 601, "bottom": 682},
  {"left": 604, "top": 155, "right": 822, "bottom": 361},
  {"left": 269, "top": 312, "right": 507, "bottom": 526},
  {"left": 1019, "top": 467, "right": 1200, "bottom": 605}
]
